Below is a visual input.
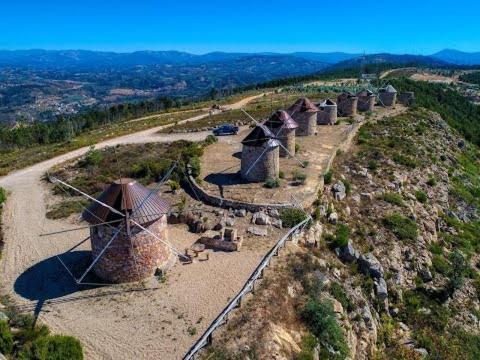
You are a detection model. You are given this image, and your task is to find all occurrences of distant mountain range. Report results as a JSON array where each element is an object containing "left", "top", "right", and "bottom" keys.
[
  {"left": 0, "top": 49, "right": 360, "bottom": 69},
  {"left": 0, "top": 49, "right": 479, "bottom": 69},
  {"left": 431, "top": 49, "right": 480, "bottom": 66}
]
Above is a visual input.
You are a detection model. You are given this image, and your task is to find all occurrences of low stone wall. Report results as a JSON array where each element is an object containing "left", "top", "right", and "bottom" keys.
[{"left": 186, "top": 171, "right": 294, "bottom": 212}]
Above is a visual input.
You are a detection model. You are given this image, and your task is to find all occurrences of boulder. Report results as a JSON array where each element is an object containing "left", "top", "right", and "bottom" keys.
[
  {"left": 268, "top": 208, "right": 280, "bottom": 218},
  {"left": 358, "top": 253, "right": 384, "bottom": 279},
  {"left": 252, "top": 212, "right": 270, "bottom": 225},
  {"left": 234, "top": 209, "right": 247, "bottom": 217},
  {"left": 248, "top": 226, "right": 268, "bottom": 236},
  {"left": 332, "top": 181, "right": 347, "bottom": 201},
  {"left": 360, "top": 192, "right": 373, "bottom": 201},
  {"left": 418, "top": 267, "right": 433, "bottom": 282},
  {"left": 328, "top": 212, "right": 338, "bottom": 224},
  {"left": 335, "top": 241, "right": 359, "bottom": 263},
  {"left": 271, "top": 219, "right": 283, "bottom": 229},
  {"left": 225, "top": 217, "right": 235, "bottom": 227},
  {"left": 375, "top": 278, "right": 388, "bottom": 300}
]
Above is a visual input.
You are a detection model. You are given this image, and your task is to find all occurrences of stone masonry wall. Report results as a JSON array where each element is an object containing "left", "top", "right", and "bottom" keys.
[
  {"left": 338, "top": 97, "right": 358, "bottom": 116},
  {"left": 241, "top": 145, "right": 279, "bottom": 182},
  {"left": 357, "top": 96, "right": 375, "bottom": 112},
  {"left": 291, "top": 112, "right": 316, "bottom": 136},
  {"left": 277, "top": 128, "right": 296, "bottom": 157},
  {"left": 90, "top": 216, "right": 171, "bottom": 283},
  {"left": 317, "top": 106, "right": 338, "bottom": 125},
  {"left": 379, "top": 92, "right": 397, "bottom": 106}
]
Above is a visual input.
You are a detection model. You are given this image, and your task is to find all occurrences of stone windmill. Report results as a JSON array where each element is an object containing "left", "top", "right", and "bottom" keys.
[
  {"left": 287, "top": 97, "right": 319, "bottom": 136},
  {"left": 82, "top": 178, "right": 172, "bottom": 283},
  {"left": 48, "top": 168, "right": 186, "bottom": 285},
  {"left": 263, "top": 110, "right": 298, "bottom": 157},
  {"left": 240, "top": 109, "right": 306, "bottom": 182},
  {"left": 378, "top": 84, "right": 397, "bottom": 106},
  {"left": 337, "top": 92, "right": 358, "bottom": 116},
  {"left": 356, "top": 89, "right": 376, "bottom": 112},
  {"left": 316, "top": 99, "right": 338, "bottom": 125}
]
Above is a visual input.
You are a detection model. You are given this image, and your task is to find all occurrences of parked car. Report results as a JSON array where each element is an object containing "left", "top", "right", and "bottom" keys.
[{"left": 212, "top": 124, "right": 239, "bottom": 136}]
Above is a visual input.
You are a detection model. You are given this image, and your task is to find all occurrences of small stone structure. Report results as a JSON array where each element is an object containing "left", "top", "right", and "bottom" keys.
[
  {"left": 287, "top": 97, "right": 319, "bottom": 136},
  {"left": 240, "top": 124, "right": 280, "bottom": 182},
  {"left": 316, "top": 99, "right": 338, "bottom": 125},
  {"left": 398, "top": 91, "right": 415, "bottom": 106},
  {"left": 337, "top": 92, "right": 358, "bottom": 116},
  {"left": 264, "top": 110, "right": 298, "bottom": 157},
  {"left": 378, "top": 85, "right": 397, "bottom": 106},
  {"left": 83, "top": 179, "right": 172, "bottom": 283},
  {"left": 198, "top": 228, "right": 243, "bottom": 252},
  {"left": 356, "top": 89, "right": 376, "bottom": 112}
]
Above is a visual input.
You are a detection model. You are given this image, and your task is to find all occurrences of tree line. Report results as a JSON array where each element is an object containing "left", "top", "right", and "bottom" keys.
[{"left": 0, "top": 97, "right": 184, "bottom": 151}]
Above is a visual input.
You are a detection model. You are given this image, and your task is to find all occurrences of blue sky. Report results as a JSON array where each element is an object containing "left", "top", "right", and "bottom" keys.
[{"left": 1, "top": 0, "right": 479, "bottom": 54}]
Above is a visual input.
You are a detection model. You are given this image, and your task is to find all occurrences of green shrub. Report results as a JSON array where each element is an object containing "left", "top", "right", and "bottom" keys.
[
  {"left": 300, "top": 299, "right": 349, "bottom": 359},
  {"left": 165, "top": 180, "right": 178, "bottom": 194},
  {"left": 381, "top": 192, "right": 404, "bottom": 206},
  {"left": 292, "top": 170, "right": 307, "bottom": 185},
  {"left": 295, "top": 143, "right": 301, "bottom": 153},
  {"left": 278, "top": 170, "right": 285, "bottom": 179},
  {"left": 0, "top": 186, "right": 6, "bottom": 205},
  {"left": 329, "top": 282, "right": 354, "bottom": 312},
  {"left": 204, "top": 134, "right": 218, "bottom": 145},
  {"left": 80, "top": 146, "right": 103, "bottom": 167},
  {"left": 393, "top": 154, "right": 418, "bottom": 168},
  {"left": 426, "top": 177, "right": 437, "bottom": 186},
  {"left": 302, "top": 160, "right": 310, "bottom": 168},
  {"left": 383, "top": 213, "right": 417, "bottom": 240},
  {"left": 296, "top": 334, "right": 317, "bottom": 360},
  {"left": 264, "top": 178, "right": 280, "bottom": 189},
  {"left": 432, "top": 255, "right": 451, "bottom": 275},
  {"left": 324, "top": 170, "right": 333, "bottom": 184},
  {"left": 0, "top": 321, "right": 13, "bottom": 355},
  {"left": 415, "top": 190, "right": 428, "bottom": 203},
  {"left": 18, "top": 335, "right": 83, "bottom": 360},
  {"left": 280, "top": 208, "right": 308, "bottom": 228},
  {"left": 334, "top": 223, "right": 350, "bottom": 248},
  {"left": 367, "top": 159, "right": 378, "bottom": 171}
]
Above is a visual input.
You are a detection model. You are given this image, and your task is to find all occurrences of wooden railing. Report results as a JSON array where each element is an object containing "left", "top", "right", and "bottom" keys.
[{"left": 183, "top": 217, "right": 310, "bottom": 360}]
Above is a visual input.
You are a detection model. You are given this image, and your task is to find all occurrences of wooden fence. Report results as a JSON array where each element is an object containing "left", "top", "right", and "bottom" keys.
[{"left": 183, "top": 217, "right": 310, "bottom": 359}]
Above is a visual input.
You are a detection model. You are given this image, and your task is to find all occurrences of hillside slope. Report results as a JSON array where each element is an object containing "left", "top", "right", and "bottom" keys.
[{"left": 203, "top": 108, "right": 480, "bottom": 359}]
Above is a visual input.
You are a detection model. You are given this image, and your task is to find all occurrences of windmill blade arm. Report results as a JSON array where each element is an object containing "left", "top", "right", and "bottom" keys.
[
  {"left": 240, "top": 108, "right": 260, "bottom": 125},
  {"left": 77, "top": 228, "right": 122, "bottom": 283},
  {"left": 244, "top": 146, "right": 269, "bottom": 176},
  {"left": 278, "top": 143, "right": 306, "bottom": 168},
  {"left": 50, "top": 177, "right": 125, "bottom": 218}
]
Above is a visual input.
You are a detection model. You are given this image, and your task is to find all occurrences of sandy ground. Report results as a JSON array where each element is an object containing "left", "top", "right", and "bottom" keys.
[
  {"left": 0, "top": 92, "right": 271, "bottom": 360},
  {"left": 199, "top": 124, "right": 350, "bottom": 207},
  {"left": 0, "top": 96, "right": 405, "bottom": 359}
]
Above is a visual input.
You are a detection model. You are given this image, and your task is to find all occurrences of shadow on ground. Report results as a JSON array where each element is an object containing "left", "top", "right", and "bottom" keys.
[{"left": 14, "top": 250, "right": 158, "bottom": 321}]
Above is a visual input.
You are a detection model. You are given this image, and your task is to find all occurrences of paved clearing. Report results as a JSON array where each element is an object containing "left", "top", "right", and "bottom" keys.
[{"left": 0, "top": 93, "right": 405, "bottom": 359}]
